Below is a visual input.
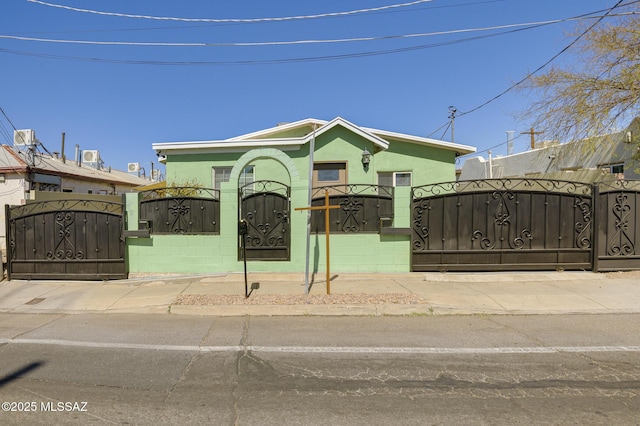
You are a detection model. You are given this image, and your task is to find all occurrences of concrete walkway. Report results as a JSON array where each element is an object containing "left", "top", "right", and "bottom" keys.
[{"left": 0, "top": 271, "right": 638, "bottom": 316}]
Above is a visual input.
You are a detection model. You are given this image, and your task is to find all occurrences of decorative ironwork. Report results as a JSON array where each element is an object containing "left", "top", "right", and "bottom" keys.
[
  {"left": 312, "top": 184, "right": 393, "bottom": 199},
  {"left": 6, "top": 200, "right": 126, "bottom": 280},
  {"left": 239, "top": 180, "right": 290, "bottom": 260},
  {"left": 597, "top": 179, "right": 640, "bottom": 193},
  {"left": 412, "top": 178, "right": 592, "bottom": 199},
  {"left": 310, "top": 185, "right": 394, "bottom": 233},
  {"left": 244, "top": 207, "right": 288, "bottom": 248},
  {"left": 411, "top": 199, "right": 431, "bottom": 250},
  {"left": 575, "top": 197, "right": 592, "bottom": 249},
  {"left": 9, "top": 199, "right": 123, "bottom": 219},
  {"left": 607, "top": 193, "right": 635, "bottom": 256},
  {"left": 593, "top": 180, "right": 640, "bottom": 270},
  {"left": 411, "top": 178, "right": 593, "bottom": 272},
  {"left": 138, "top": 187, "right": 220, "bottom": 234},
  {"left": 138, "top": 187, "right": 219, "bottom": 201},
  {"left": 46, "top": 211, "right": 83, "bottom": 260},
  {"left": 239, "top": 180, "right": 289, "bottom": 199}
]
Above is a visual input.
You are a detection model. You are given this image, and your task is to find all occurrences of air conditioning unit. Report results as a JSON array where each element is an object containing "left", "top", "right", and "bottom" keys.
[
  {"left": 128, "top": 162, "right": 140, "bottom": 173},
  {"left": 13, "top": 129, "right": 35, "bottom": 146},
  {"left": 82, "top": 150, "right": 100, "bottom": 164}
]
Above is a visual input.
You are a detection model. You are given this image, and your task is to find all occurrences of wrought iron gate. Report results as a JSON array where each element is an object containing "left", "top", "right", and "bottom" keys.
[
  {"left": 6, "top": 199, "right": 126, "bottom": 280},
  {"left": 239, "top": 180, "right": 290, "bottom": 261},
  {"left": 593, "top": 180, "right": 640, "bottom": 271},
  {"left": 411, "top": 179, "right": 593, "bottom": 272}
]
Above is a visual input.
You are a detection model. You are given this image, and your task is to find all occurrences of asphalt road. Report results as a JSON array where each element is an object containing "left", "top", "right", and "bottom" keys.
[{"left": 1, "top": 313, "right": 639, "bottom": 425}]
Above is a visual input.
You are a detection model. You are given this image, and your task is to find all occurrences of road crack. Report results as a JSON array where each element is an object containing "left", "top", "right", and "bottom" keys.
[{"left": 162, "top": 317, "right": 219, "bottom": 405}]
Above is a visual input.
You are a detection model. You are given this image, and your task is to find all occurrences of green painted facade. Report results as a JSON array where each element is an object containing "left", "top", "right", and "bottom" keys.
[{"left": 126, "top": 118, "right": 473, "bottom": 275}]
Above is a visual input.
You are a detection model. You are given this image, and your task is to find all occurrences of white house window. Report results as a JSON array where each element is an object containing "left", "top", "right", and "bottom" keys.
[
  {"left": 239, "top": 165, "right": 255, "bottom": 188},
  {"left": 212, "top": 167, "right": 232, "bottom": 190},
  {"left": 600, "top": 163, "right": 624, "bottom": 178},
  {"left": 213, "top": 166, "right": 255, "bottom": 190},
  {"left": 378, "top": 172, "right": 412, "bottom": 187}
]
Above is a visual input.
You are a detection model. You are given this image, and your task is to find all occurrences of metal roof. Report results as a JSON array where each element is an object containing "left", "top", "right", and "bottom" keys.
[{"left": 0, "top": 145, "right": 150, "bottom": 186}]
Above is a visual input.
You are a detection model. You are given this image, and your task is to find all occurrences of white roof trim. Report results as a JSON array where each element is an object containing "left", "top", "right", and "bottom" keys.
[
  {"left": 303, "top": 116, "right": 389, "bottom": 150},
  {"left": 227, "top": 118, "right": 327, "bottom": 141},
  {"left": 153, "top": 116, "right": 475, "bottom": 155},
  {"left": 153, "top": 138, "right": 305, "bottom": 152},
  {"left": 362, "top": 126, "right": 476, "bottom": 154}
]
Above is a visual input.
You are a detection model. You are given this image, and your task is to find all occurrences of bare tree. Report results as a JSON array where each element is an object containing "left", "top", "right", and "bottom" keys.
[{"left": 523, "top": 3, "right": 640, "bottom": 146}]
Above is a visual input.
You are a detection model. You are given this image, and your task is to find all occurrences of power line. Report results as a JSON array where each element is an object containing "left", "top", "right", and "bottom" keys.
[
  {"left": 426, "top": 121, "right": 451, "bottom": 139},
  {"left": 458, "top": 133, "right": 525, "bottom": 159},
  {"left": 0, "top": 106, "right": 19, "bottom": 132},
  {"left": 0, "top": 118, "right": 13, "bottom": 144},
  {"left": 457, "top": 0, "right": 631, "bottom": 118},
  {"left": 428, "top": 0, "right": 632, "bottom": 151},
  {"left": 3, "top": 14, "right": 629, "bottom": 47},
  {"left": 17, "top": 1, "right": 507, "bottom": 35},
  {"left": 27, "top": 0, "right": 433, "bottom": 23},
  {"left": 0, "top": 22, "right": 570, "bottom": 66}
]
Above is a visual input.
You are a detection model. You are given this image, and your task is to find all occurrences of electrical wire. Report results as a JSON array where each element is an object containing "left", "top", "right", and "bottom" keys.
[
  {"left": 458, "top": 133, "right": 525, "bottom": 158},
  {"left": 426, "top": 121, "right": 451, "bottom": 139},
  {"left": 456, "top": 0, "right": 630, "bottom": 118},
  {"left": 27, "top": 0, "right": 433, "bottom": 23},
  {"left": 3, "top": 14, "right": 628, "bottom": 47},
  {"left": 17, "top": 1, "right": 507, "bottom": 34},
  {"left": 439, "top": 122, "right": 452, "bottom": 141},
  {"left": 0, "top": 120, "right": 12, "bottom": 145},
  {"left": 426, "top": 0, "right": 634, "bottom": 149},
  {"left": 0, "top": 23, "right": 566, "bottom": 66},
  {"left": 0, "top": 106, "right": 20, "bottom": 134}
]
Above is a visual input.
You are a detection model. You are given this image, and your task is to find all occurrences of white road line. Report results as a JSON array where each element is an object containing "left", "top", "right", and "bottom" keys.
[{"left": 2, "top": 338, "right": 640, "bottom": 354}]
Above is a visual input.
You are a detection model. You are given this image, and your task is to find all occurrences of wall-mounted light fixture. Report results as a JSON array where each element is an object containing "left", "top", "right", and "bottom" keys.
[{"left": 361, "top": 149, "right": 371, "bottom": 169}]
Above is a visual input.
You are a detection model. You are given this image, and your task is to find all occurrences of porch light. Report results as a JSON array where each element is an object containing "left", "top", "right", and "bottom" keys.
[{"left": 361, "top": 149, "right": 371, "bottom": 168}]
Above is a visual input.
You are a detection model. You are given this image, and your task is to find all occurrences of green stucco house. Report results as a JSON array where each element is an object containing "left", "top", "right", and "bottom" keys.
[{"left": 125, "top": 117, "right": 475, "bottom": 275}]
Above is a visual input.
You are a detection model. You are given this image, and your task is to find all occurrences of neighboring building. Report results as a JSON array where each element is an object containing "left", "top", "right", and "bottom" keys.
[
  {"left": 0, "top": 144, "right": 150, "bottom": 257},
  {"left": 126, "top": 117, "right": 476, "bottom": 275},
  {"left": 459, "top": 119, "right": 640, "bottom": 182}
]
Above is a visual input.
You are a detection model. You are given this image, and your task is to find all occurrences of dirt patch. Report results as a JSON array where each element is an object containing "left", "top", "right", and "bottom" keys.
[
  {"left": 174, "top": 293, "right": 426, "bottom": 306},
  {"left": 604, "top": 271, "right": 640, "bottom": 279}
]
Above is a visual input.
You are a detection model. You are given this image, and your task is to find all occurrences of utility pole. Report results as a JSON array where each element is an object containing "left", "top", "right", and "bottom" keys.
[
  {"left": 521, "top": 127, "right": 542, "bottom": 150},
  {"left": 448, "top": 106, "right": 457, "bottom": 143}
]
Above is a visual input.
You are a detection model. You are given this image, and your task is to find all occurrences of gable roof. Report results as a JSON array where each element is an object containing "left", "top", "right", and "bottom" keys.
[{"left": 153, "top": 117, "right": 476, "bottom": 156}]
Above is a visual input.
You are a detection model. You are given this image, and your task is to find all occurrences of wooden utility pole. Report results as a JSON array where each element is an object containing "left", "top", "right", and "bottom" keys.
[
  {"left": 295, "top": 190, "right": 340, "bottom": 295},
  {"left": 521, "top": 127, "right": 542, "bottom": 150}
]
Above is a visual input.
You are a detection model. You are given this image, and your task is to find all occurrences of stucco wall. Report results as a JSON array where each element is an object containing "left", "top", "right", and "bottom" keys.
[{"left": 0, "top": 176, "right": 28, "bottom": 255}]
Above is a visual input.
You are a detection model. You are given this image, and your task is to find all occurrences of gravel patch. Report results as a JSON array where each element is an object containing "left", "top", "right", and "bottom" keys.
[{"left": 175, "top": 293, "right": 426, "bottom": 306}]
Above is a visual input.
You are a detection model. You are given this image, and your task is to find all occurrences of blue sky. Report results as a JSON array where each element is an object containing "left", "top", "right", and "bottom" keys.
[{"left": 0, "top": 0, "right": 622, "bottom": 174}]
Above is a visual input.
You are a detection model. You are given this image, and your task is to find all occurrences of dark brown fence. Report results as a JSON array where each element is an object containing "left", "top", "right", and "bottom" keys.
[
  {"left": 411, "top": 179, "right": 594, "bottom": 271},
  {"left": 6, "top": 199, "right": 126, "bottom": 280},
  {"left": 310, "top": 184, "right": 394, "bottom": 233},
  {"left": 593, "top": 180, "right": 640, "bottom": 271},
  {"left": 138, "top": 187, "right": 220, "bottom": 234}
]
